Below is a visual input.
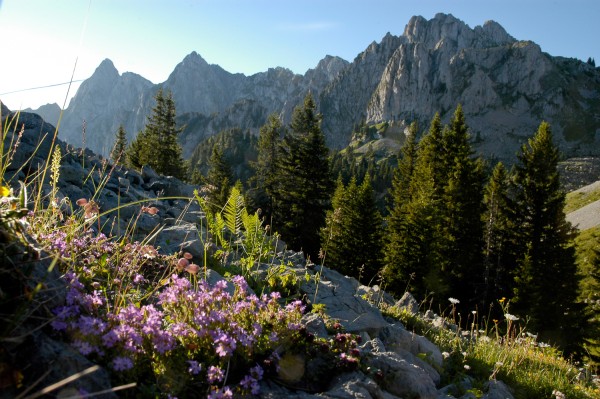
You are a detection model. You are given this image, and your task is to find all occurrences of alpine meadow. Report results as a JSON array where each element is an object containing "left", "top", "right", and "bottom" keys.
[{"left": 2, "top": 10, "right": 600, "bottom": 399}]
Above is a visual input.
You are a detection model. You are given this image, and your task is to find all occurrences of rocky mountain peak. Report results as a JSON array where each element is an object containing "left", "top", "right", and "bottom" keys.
[
  {"left": 478, "top": 19, "right": 515, "bottom": 46},
  {"left": 305, "top": 55, "right": 349, "bottom": 84},
  {"left": 53, "top": 13, "right": 599, "bottom": 162},
  {"left": 176, "top": 51, "right": 210, "bottom": 71},
  {"left": 93, "top": 58, "right": 120, "bottom": 81}
]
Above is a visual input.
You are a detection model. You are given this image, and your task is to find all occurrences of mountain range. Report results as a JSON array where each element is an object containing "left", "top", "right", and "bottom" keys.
[{"left": 25, "top": 13, "right": 600, "bottom": 163}]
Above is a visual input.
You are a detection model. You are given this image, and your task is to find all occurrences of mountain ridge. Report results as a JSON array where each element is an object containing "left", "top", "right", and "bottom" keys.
[{"left": 33, "top": 13, "right": 599, "bottom": 163}]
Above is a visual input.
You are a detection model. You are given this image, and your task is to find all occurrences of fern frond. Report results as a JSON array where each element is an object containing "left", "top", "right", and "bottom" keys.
[{"left": 223, "top": 185, "right": 244, "bottom": 234}]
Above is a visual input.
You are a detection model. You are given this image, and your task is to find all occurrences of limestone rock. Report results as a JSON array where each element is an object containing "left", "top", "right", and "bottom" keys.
[
  {"left": 365, "top": 351, "right": 438, "bottom": 399},
  {"left": 301, "top": 267, "right": 388, "bottom": 335}
]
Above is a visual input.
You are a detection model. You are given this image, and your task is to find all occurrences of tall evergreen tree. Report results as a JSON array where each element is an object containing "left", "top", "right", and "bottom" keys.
[
  {"left": 110, "top": 125, "right": 128, "bottom": 165},
  {"left": 126, "top": 130, "right": 146, "bottom": 170},
  {"left": 511, "top": 121, "right": 583, "bottom": 353},
  {"left": 322, "top": 175, "right": 383, "bottom": 283},
  {"left": 272, "top": 93, "right": 333, "bottom": 260},
  {"left": 384, "top": 107, "right": 485, "bottom": 309},
  {"left": 203, "top": 145, "right": 234, "bottom": 214},
  {"left": 133, "top": 89, "right": 185, "bottom": 179},
  {"left": 439, "top": 105, "right": 486, "bottom": 309},
  {"left": 384, "top": 121, "right": 424, "bottom": 295},
  {"left": 482, "top": 162, "right": 517, "bottom": 308},
  {"left": 248, "top": 114, "right": 284, "bottom": 220},
  {"left": 353, "top": 175, "right": 384, "bottom": 282}
]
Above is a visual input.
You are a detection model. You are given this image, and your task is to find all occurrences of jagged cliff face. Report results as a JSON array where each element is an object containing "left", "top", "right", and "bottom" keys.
[
  {"left": 335, "top": 14, "right": 599, "bottom": 160},
  {"left": 58, "top": 52, "right": 348, "bottom": 157},
  {"left": 53, "top": 13, "right": 600, "bottom": 162},
  {"left": 59, "top": 59, "right": 153, "bottom": 154}
]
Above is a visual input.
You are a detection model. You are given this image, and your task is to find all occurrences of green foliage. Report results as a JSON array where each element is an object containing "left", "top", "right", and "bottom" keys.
[
  {"left": 384, "top": 107, "right": 486, "bottom": 308},
  {"left": 511, "top": 122, "right": 584, "bottom": 355},
  {"left": 110, "top": 124, "right": 128, "bottom": 165},
  {"left": 189, "top": 128, "right": 258, "bottom": 186},
  {"left": 200, "top": 145, "right": 234, "bottom": 214},
  {"left": 271, "top": 93, "right": 333, "bottom": 260},
  {"left": 382, "top": 302, "right": 600, "bottom": 399},
  {"left": 482, "top": 162, "right": 518, "bottom": 309},
  {"left": 195, "top": 185, "right": 283, "bottom": 289},
  {"left": 321, "top": 175, "right": 383, "bottom": 283},
  {"left": 247, "top": 114, "right": 283, "bottom": 219},
  {"left": 126, "top": 89, "right": 185, "bottom": 179},
  {"left": 565, "top": 186, "right": 600, "bottom": 214},
  {"left": 574, "top": 227, "right": 600, "bottom": 368}
]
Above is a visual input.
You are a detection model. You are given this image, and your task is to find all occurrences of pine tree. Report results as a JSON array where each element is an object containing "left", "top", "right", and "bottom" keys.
[
  {"left": 110, "top": 125, "right": 128, "bottom": 165},
  {"left": 354, "top": 175, "right": 384, "bottom": 282},
  {"left": 126, "top": 130, "right": 146, "bottom": 170},
  {"left": 133, "top": 89, "right": 185, "bottom": 179},
  {"left": 511, "top": 121, "right": 583, "bottom": 354},
  {"left": 439, "top": 105, "right": 486, "bottom": 309},
  {"left": 248, "top": 113, "right": 283, "bottom": 220},
  {"left": 384, "top": 121, "right": 423, "bottom": 295},
  {"left": 384, "top": 107, "right": 485, "bottom": 308},
  {"left": 203, "top": 145, "right": 234, "bottom": 214},
  {"left": 322, "top": 175, "right": 383, "bottom": 283},
  {"left": 482, "top": 162, "right": 518, "bottom": 308},
  {"left": 272, "top": 93, "right": 333, "bottom": 260}
]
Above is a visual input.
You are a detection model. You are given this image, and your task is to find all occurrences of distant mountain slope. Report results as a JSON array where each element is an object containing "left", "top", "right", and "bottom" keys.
[
  {"left": 55, "top": 53, "right": 348, "bottom": 157},
  {"left": 23, "top": 103, "right": 61, "bottom": 127},
  {"left": 42, "top": 13, "right": 599, "bottom": 162}
]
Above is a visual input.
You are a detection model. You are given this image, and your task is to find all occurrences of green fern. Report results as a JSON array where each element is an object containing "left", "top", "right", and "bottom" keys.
[{"left": 223, "top": 185, "right": 244, "bottom": 235}]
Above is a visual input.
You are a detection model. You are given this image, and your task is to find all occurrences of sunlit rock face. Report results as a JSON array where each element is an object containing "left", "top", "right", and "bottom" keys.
[{"left": 40, "top": 13, "right": 599, "bottom": 164}]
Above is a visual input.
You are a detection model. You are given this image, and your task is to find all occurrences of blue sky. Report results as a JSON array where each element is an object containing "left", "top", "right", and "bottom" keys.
[{"left": 1, "top": 0, "right": 599, "bottom": 110}]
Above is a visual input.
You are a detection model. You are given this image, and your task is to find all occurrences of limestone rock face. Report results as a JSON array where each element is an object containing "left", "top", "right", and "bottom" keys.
[
  {"left": 46, "top": 13, "right": 600, "bottom": 163},
  {"left": 55, "top": 53, "right": 348, "bottom": 158},
  {"left": 58, "top": 59, "right": 153, "bottom": 155}
]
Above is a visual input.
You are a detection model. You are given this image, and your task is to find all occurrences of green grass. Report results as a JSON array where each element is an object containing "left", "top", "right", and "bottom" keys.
[
  {"left": 565, "top": 186, "right": 600, "bottom": 214},
  {"left": 381, "top": 304, "right": 600, "bottom": 399}
]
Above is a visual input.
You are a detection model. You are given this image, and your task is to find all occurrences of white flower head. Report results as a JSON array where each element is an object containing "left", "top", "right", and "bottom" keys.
[
  {"left": 448, "top": 297, "right": 460, "bottom": 305},
  {"left": 504, "top": 313, "right": 519, "bottom": 321}
]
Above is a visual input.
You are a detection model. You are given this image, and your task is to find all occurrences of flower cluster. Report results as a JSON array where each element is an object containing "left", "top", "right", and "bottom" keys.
[{"left": 52, "top": 267, "right": 304, "bottom": 396}]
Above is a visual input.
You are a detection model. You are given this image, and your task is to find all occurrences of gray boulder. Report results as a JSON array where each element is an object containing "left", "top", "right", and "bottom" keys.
[{"left": 365, "top": 351, "right": 438, "bottom": 399}]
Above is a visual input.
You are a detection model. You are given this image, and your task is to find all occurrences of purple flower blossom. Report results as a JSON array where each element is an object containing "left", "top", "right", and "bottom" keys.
[
  {"left": 213, "top": 331, "right": 236, "bottom": 357},
  {"left": 51, "top": 319, "right": 68, "bottom": 331},
  {"left": 152, "top": 331, "right": 175, "bottom": 354},
  {"left": 187, "top": 360, "right": 202, "bottom": 375},
  {"left": 112, "top": 356, "right": 134, "bottom": 371},
  {"left": 207, "top": 365, "right": 224, "bottom": 383},
  {"left": 73, "top": 340, "right": 94, "bottom": 355},
  {"left": 133, "top": 273, "right": 146, "bottom": 285},
  {"left": 102, "top": 329, "right": 119, "bottom": 348},
  {"left": 232, "top": 275, "right": 248, "bottom": 293},
  {"left": 250, "top": 364, "right": 264, "bottom": 380},
  {"left": 208, "top": 386, "right": 233, "bottom": 399}
]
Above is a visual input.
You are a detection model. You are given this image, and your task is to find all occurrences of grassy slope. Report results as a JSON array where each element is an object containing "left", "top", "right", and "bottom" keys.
[{"left": 565, "top": 182, "right": 600, "bottom": 214}]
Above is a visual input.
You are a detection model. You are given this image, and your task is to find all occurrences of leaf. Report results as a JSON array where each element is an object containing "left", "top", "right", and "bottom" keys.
[{"left": 223, "top": 185, "right": 244, "bottom": 234}]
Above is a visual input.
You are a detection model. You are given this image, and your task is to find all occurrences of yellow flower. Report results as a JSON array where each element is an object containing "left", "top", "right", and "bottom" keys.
[
  {"left": 499, "top": 297, "right": 506, "bottom": 304},
  {"left": 0, "top": 185, "right": 10, "bottom": 197}
]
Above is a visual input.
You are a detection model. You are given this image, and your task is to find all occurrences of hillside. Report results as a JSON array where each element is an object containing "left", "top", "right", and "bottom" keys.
[
  {"left": 1, "top": 106, "right": 598, "bottom": 398},
  {"left": 35, "top": 13, "right": 599, "bottom": 165}
]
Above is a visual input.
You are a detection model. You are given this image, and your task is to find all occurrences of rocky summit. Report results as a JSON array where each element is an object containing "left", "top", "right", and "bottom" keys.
[{"left": 33, "top": 13, "right": 599, "bottom": 164}]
